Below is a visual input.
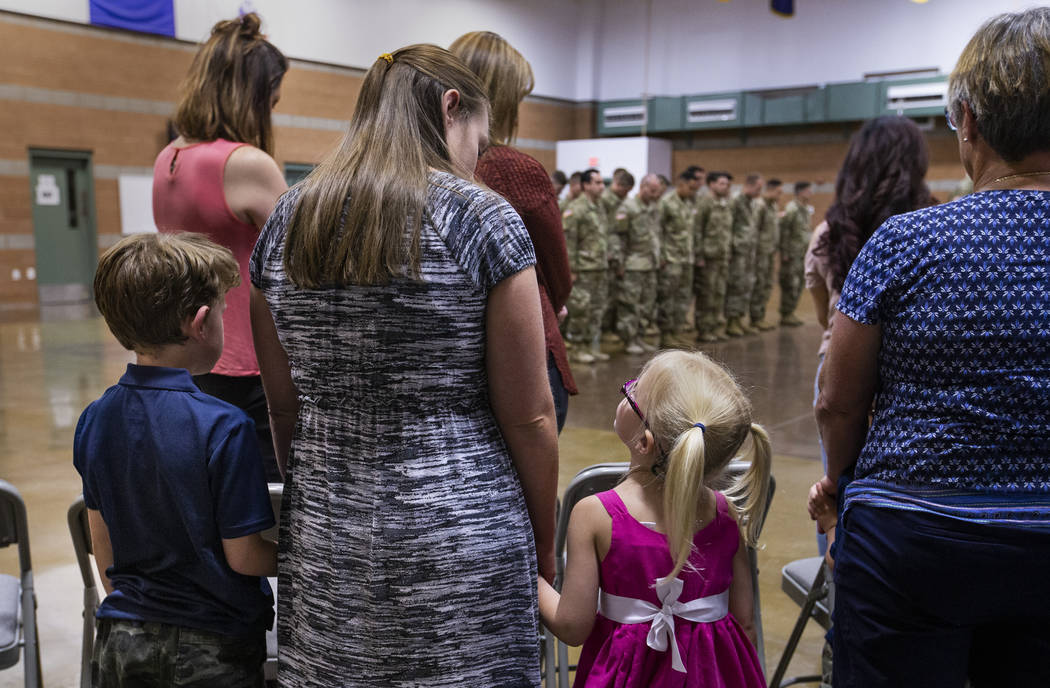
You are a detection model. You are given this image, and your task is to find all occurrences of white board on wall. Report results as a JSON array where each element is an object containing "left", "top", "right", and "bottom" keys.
[
  {"left": 118, "top": 174, "right": 158, "bottom": 234},
  {"left": 555, "top": 137, "right": 672, "bottom": 184}
]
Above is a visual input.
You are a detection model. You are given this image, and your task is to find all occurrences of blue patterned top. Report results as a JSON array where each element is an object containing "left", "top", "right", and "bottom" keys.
[{"left": 836, "top": 190, "right": 1050, "bottom": 528}]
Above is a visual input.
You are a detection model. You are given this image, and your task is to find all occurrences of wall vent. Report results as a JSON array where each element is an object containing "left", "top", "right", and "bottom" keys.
[
  {"left": 686, "top": 98, "right": 737, "bottom": 123},
  {"left": 602, "top": 105, "right": 647, "bottom": 128},
  {"left": 885, "top": 82, "right": 948, "bottom": 113}
]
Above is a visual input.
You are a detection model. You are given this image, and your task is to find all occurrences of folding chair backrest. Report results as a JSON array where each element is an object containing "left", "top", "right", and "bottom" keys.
[
  {"left": 0, "top": 481, "right": 31, "bottom": 576},
  {"left": 1, "top": 480, "right": 40, "bottom": 687},
  {"left": 263, "top": 483, "right": 283, "bottom": 682},
  {"left": 67, "top": 495, "right": 97, "bottom": 688},
  {"left": 554, "top": 462, "right": 628, "bottom": 582}
]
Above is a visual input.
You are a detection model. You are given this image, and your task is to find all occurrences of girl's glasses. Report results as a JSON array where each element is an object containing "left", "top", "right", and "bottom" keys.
[
  {"left": 620, "top": 378, "right": 651, "bottom": 429},
  {"left": 620, "top": 379, "right": 668, "bottom": 472}
]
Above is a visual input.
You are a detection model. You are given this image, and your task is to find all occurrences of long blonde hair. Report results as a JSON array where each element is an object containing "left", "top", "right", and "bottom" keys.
[
  {"left": 635, "top": 351, "right": 772, "bottom": 581},
  {"left": 173, "top": 13, "right": 287, "bottom": 155},
  {"left": 283, "top": 44, "right": 488, "bottom": 288},
  {"left": 449, "top": 31, "right": 535, "bottom": 146}
]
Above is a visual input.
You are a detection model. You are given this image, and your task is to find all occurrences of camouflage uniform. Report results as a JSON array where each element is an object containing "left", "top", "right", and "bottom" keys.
[
  {"left": 599, "top": 188, "right": 627, "bottom": 335},
  {"left": 724, "top": 192, "right": 759, "bottom": 323},
  {"left": 92, "top": 619, "right": 266, "bottom": 688},
  {"left": 613, "top": 195, "right": 660, "bottom": 346},
  {"left": 564, "top": 195, "right": 609, "bottom": 350},
  {"left": 657, "top": 192, "right": 696, "bottom": 341},
  {"left": 750, "top": 196, "right": 780, "bottom": 325},
  {"left": 779, "top": 199, "right": 813, "bottom": 320},
  {"left": 693, "top": 194, "right": 733, "bottom": 337}
]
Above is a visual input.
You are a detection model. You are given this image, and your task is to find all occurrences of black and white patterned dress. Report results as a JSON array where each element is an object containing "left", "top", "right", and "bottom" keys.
[{"left": 250, "top": 171, "right": 540, "bottom": 687}]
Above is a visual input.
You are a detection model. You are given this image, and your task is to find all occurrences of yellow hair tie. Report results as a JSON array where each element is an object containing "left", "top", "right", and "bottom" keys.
[{"left": 380, "top": 53, "right": 393, "bottom": 64}]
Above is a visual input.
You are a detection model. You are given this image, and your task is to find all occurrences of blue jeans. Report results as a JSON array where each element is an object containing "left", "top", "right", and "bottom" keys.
[
  {"left": 833, "top": 504, "right": 1050, "bottom": 687},
  {"left": 547, "top": 352, "right": 568, "bottom": 434}
]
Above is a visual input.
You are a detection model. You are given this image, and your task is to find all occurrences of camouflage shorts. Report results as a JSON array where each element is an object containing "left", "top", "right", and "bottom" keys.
[{"left": 92, "top": 618, "right": 265, "bottom": 688}]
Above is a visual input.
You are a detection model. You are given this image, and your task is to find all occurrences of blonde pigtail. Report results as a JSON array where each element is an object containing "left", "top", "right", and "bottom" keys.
[
  {"left": 722, "top": 423, "right": 772, "bottom": 547},
  {"left": 661, "top": 424, "right": 708, "bottom": 582}
]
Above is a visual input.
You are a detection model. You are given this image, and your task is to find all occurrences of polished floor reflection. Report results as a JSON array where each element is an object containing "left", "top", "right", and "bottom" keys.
[{"left": 0, "top": 290, "right": 828, "bottom": 687}]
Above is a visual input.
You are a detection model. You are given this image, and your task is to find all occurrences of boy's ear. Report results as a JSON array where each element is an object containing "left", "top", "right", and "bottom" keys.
[{"left": 184, "top": 305, "right": 211, "bottom": 341}]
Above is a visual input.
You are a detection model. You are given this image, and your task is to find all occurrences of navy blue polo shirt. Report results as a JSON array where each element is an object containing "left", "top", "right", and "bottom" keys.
[{"left": 73, "top": 364, "right": 275, "bottom": 637}]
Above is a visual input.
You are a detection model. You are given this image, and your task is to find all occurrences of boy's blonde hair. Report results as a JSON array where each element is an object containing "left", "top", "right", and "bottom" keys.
[
  {"left": 93, "top": 233, "right": 239, "bottom": 353},
  {"left": 636, "top": 350, "right": 772, "bottom": 581}
]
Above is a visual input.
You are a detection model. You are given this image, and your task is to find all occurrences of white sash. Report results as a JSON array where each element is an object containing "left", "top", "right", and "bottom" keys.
[{"left": 598, "top": 577, "right": 729, "bottom": 673}]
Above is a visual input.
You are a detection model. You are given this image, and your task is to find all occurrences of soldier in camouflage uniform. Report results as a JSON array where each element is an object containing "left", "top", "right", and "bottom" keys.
[
  {"left": 693, "top": 171, "right": 734, "bottom": 342},
  {"left": 723, "top": 173, "right": 763, "bottom": 337},
  {"left": 657, "top": 171, "right": 699, "bottom": 348},
  {"left": 559, "top": 171, "right": 582, "bottom": 211},
  {"left": 749, "top": 178, "right": 783, "bottom": 330},
  {"left": 779, "top": 181, "right": 814, "bottom": 326},
  {"left": 564, "top": 168, "right": 610, "bottom": 363},
  {"left": 599, "top": 170, "right": 635, "bottom": 339},
  {"left": 613, "top": 174, "right": 661, "bottom": 354}
]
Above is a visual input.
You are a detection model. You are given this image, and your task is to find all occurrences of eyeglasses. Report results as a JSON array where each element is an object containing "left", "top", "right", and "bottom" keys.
[
  {"left": 620, "top": 379, "right": 668, "bottom": 468},
  {"left": 620, "top": 378, "right": 650, "bottom": 429},
  {"left": 944, "top": 106, "right": 957, "bottom": 132}
]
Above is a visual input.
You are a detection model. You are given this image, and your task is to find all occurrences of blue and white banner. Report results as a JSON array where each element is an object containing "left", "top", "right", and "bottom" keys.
[{"left": 89, "top": 0, "right": 175, "bottom": 37}]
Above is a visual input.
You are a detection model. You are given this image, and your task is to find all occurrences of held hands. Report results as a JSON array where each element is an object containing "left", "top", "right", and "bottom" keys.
[{"left": 807, "top": 477, "right": 838, "bottom": 536}]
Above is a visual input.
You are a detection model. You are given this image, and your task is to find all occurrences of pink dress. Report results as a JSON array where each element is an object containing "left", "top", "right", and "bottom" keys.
[{"left": 574, "top": 490, "right": 765, "bottom": 688}]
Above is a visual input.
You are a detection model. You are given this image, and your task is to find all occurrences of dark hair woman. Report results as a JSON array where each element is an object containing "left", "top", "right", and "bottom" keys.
[
  {"left": 152, "top": 13, "right": 288, "bottom": 481},
  {"left": 804, "top": 116, "right": 932, "bottom": 559},
  {"left": 450, "top": 30, "right": 578, "bottom": 431},
  {"left": 250, "top": 44, "right": 558, "bottom": 686},
  {"left": 814, "top": 8, "right": 1050, "bottom": 685}
]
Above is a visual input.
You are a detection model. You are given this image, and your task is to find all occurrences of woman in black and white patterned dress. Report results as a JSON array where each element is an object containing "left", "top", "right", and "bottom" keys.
[{"left": 249, "top": 45, "right": 558, "bottom": 686}]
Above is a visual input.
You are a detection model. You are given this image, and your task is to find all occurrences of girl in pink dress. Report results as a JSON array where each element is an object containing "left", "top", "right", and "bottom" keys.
[{"left": 539, "top": 350, "right": 770, "bottom": 687}]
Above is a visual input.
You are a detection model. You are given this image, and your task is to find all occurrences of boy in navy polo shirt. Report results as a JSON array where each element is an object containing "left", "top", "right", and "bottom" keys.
[{"left": 74, "top": 232, "right": 277, "bottom": 687}]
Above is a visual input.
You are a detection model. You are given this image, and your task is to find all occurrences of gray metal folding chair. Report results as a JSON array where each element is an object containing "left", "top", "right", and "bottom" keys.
[
  {"left": 264, "top": 483, "right": 283, "bottom": 682},
  {"left": 68, "top": 495, "right": 96, "bottom": 688},
  {"left": 543, "top": 462, "right": 629, "bottom": 688},
  {"left": 767, "top": 556, "right": 831, "bottom": 688},
  {"left": 68, "top": 483, "right": 285, "bottom": 686},
  {"left": 0, "top": 480, "right": 41, "bottom": 688}
]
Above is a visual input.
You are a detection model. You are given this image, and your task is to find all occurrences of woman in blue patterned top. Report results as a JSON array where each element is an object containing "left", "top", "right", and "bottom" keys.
[{"left": 815, "top": 8, "right": 1050, "bottom": 687}]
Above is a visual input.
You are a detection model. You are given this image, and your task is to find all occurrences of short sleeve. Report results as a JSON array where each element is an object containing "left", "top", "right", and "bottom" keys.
[
  {"left": 804, "top": 222, "right": 828, "bottom": 290},
  {"left": 249, "top": 187, "right": 299, "bottom": 289},
  {"left": 208, "top": 417, "right": 276, "bottom": 539},
  {"left": 73, "top": 407, "right": 99, "bottom": 510},
  {"left": 836, "top": 216, "right": 921, "bottom": 326},
  {"left": 475, "top": 196, "right": 537, "bottom": 289},
  {"left": 430, "top": 177, "right": 536, "bottom": 291}
]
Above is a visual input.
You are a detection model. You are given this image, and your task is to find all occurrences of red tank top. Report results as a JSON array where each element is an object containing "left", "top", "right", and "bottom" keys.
[{"left": 152, "top": 139, "right": 260, "bottom": 376}]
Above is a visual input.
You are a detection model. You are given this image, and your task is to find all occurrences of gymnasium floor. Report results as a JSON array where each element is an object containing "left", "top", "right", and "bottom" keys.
[{"left": 0, "top": 288, "right": 828, "bottom": 687}]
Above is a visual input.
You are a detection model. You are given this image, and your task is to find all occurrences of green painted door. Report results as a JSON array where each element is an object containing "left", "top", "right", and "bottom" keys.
[{"left": 29, "top": 151, "right": 97, "bottom": 304}]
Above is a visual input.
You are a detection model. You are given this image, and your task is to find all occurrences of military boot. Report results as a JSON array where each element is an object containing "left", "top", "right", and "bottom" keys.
[
  {"left": 725, "top": 318, "right": 745, "bottom": 337},
  {"left": 781, "top": 313, "right": 804, "bottom": 327},
  {"left": 624, "top": 340, "right": 646, "bottom": 355},
  {"left": 753, "top": 319, "right": 777, "bottom": 331},
  {"left": 590, "top": 341, "right": 611, "bottom": 361},
  {"left": 570, "top": 349, "right": 595, "bottom": 364}
]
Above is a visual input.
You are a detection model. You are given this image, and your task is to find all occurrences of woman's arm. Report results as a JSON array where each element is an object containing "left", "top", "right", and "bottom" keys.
[
  {"left": 538, "top": 496, "right": 604, "bottom": 645},
  {"left": 809, "top": 282, "right": 831, "bottom": 330},
  {"left": 250, "top": 286, "right": 299, "bottom": 476},
  {"left": 728, "top": 526, "right": 758, "bottom": 649},
  {"left": 815, "top": 314, "right": 880, "bottom": 487},
  {"left": 224, "top": 146, "right": 288, "bottom": 228},
  {"left": 486, "top": 267, "right": 559, "bottom": 582}
]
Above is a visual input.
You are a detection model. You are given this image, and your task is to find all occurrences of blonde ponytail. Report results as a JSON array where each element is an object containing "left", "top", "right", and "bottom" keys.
[
  {"left": 662, "top": 425, "right": 708, "bottom": 581},
  {"left": 722, "top": 423, "right": 772, "bottom": 547}
]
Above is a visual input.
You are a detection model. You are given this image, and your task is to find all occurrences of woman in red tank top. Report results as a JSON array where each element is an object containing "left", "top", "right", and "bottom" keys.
[{"left": 152, "top": 13, "right": 288, "bottom": 481}]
